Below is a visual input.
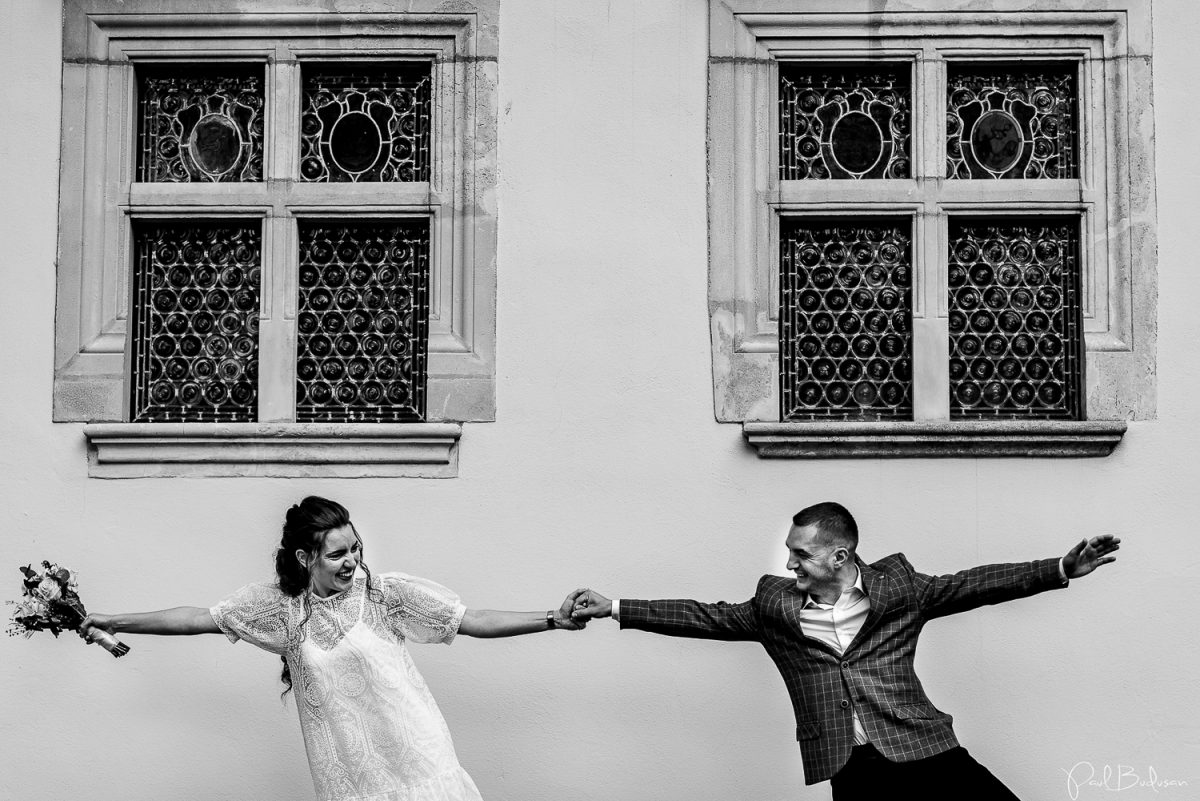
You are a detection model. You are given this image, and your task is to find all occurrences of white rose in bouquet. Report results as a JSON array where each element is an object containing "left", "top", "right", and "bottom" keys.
[{"left": 34, "top": 577, "right": 62, "bottom": 603}]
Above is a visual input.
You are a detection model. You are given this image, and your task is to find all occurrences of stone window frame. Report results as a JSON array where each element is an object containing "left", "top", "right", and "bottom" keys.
[
  {"left": 708, "top": 0, "right": 1156, "bottom": 458},
  {"left": 55, "top": 0, "right": 498, "bottom": 477}
]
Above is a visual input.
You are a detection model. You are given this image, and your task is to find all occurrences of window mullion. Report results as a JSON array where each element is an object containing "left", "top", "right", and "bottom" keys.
[
  {"left": 911, "top": 46, "right": 949, "bottom": 421},
  {"left": 257, "top": 215, "right": 298, "bottom": 422},
  {"left": 258, "top": 55, "right": 302, "bottom": 423},
  {"left": 269, "top": 52, "right": 301, "bottom": 183}
]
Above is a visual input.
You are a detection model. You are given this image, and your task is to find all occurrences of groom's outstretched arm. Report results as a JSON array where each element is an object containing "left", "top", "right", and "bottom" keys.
[
  {"left": 572, "top": 589, "right": 760, "bottom": 641},
  {"left": 915, "top": 534, "right": 1122, "bottom": 620}
]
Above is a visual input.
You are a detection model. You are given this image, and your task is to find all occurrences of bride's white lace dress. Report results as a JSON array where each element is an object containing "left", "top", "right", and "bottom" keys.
[{"left": 210, "top": 573, "right": 484, "bottom": 801}]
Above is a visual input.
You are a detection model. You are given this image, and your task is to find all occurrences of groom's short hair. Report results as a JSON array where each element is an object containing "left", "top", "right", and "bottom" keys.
[{"left": 792, "top": 502, "right": 858, "bottom": 552}]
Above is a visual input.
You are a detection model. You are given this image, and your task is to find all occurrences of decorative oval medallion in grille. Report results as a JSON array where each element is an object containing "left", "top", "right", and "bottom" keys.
[
  {"left": 136, "top": 65, "right": 264, "bottom": 182},
  {"left": 946, "top": 62, "right": 1078, "bottom": 180},
  {"left": 130, "top": 222, "right": 261, "bottom": 422},
  {"left": 948, "top": 218, "right": 1083, "bottom": 419},
  {"left": 300, "top": 63, "right": 432, "bottom": 183},
  {"left": 779, "top": 63, "right": 911, "bottom": 180},
  {"left": 296, "top": 221, "right": 430, "bottom": 422},
  {"left": 780, "top": 219, "right": 913, "bottom": 420}
]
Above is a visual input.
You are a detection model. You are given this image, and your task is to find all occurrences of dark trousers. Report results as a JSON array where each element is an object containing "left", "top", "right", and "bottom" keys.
[{"left": 830, "top": 744, "right": 1022, "bottom": 801}]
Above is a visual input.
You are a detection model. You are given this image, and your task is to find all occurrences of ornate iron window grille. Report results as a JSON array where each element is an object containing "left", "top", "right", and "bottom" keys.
[
  {"left": 130, "top": 222, "right": 261, "bottom": 422},
  {"left": 296, "top": 220, "right": 430, "bottom": 422},
  {"left": 779, "top": 63, "right": 911, "bottom": 181},
  {"left": 780, "top": 219, "right": 914, "bottom": 421},
  {"left": 136, "top": 64, "right": 265, "bottom": 183},
  {"left": 948, "top": 217, "right": 1084, "bottom": 419},
  {"left": 946, "top": 62, "right": 1078, "bottom": 180},
  {"left": 300, "top": 62, "right": 432, "bottom": 183}
]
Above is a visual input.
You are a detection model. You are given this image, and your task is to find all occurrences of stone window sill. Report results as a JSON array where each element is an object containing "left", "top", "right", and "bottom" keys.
[
  {"left": 743, "top": 421, "right": 1126, "bottom": 459},
  {"left": 83, "top": 423, "right": 462, "bottom": 478}
]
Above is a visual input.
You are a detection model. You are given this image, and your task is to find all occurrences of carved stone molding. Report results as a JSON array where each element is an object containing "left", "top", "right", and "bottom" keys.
[
  {"left": 84, "top": 422, "right": 462, "bottom": 478},
  {"left": 743, "top": 420, "right": 1126, "bottom": 459}
]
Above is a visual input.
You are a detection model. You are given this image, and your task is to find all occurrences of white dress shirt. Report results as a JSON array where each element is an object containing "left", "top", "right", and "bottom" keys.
[{"left": 794, "top": 566, "right": 871, "bottom": 745}]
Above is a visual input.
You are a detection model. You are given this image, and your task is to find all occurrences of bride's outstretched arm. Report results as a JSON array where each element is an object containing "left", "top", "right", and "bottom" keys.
[
  {"left": 80, "top": 607, "right": 220, "bottom": 640},
  {"left": 458, "top": 589, "right": 590, "bottom": 637}
]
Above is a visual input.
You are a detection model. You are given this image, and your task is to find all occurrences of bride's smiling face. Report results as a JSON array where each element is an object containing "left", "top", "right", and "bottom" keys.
[{"left": 300, "top": 524, "right": 361, "bottom": 598}]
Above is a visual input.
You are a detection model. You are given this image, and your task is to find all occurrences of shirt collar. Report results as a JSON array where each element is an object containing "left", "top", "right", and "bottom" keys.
[{"left": 802, "top": 564, "right": 863, "bottom": 608}]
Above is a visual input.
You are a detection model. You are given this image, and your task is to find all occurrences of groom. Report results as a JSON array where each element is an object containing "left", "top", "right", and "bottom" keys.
[{"left": 571, "top": 501, "right": 1120, "bottom": 800}]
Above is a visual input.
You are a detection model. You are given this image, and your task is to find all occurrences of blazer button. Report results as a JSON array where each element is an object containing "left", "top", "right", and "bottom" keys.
[{"left": 840, "top": 699, "right": 850, "bottom": 709}]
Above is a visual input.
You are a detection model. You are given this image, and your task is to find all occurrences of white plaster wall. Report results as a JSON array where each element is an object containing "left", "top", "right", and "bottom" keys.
[{"left": 2, "top": 2, "right": 1198, "bottom": 800}]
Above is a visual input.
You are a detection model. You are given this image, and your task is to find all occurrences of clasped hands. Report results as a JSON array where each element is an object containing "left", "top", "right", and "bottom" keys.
[{"left": 555, "top": 589, "right": 612, "bottom": 629}]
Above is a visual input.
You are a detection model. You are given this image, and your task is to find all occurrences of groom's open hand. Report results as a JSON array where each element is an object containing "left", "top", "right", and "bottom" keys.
[{"left": 1062, "top": 534, "right": 1121, "bottom": 579}]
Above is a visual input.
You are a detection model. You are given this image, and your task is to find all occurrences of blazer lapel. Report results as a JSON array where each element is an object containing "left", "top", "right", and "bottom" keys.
[
  {"left": 844, "top": 558, "right": 890, "bottom": 654},
  {"left": 780, "top": 582, "right": 843, "bottom": 657}
]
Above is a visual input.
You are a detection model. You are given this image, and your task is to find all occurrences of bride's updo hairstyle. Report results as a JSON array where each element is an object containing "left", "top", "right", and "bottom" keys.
[
  {"left": 274, "top": 496, "right": 379, "bottom": 696},
  {"left": 276, "top": 496, "right": 353, "bottom": 597}
]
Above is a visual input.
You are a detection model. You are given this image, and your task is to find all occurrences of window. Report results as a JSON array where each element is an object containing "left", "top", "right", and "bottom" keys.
[
  {"left": 55, "top": 1, "right": 498, "bottom": 477},
  {"left": 707, "top": 0, "right": 1155, "bottom": 457}
]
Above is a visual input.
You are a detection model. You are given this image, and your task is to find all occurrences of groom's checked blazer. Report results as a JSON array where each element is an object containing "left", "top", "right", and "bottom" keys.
[{"left": 619, "top": 553, "right": 1067, "bottom": 784}]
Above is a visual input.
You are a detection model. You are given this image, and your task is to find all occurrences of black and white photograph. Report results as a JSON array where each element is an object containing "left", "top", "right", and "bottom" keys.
[{"left": 0, "top": 1, "right": 1195, "bottom": 800}]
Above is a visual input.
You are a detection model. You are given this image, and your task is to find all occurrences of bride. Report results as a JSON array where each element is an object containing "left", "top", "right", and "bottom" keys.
[{"left": 81, "top": 496, "right": 588, "bottom": 801}]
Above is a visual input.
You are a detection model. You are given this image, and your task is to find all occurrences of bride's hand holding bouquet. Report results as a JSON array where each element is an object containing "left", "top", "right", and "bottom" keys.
[{"left": 7, "top": 561, "right": 130, "bottom": 657}]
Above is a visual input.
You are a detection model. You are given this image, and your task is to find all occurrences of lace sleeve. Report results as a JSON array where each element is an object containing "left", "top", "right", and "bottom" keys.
[
  {"left": 209, "top": 582, "right": 291, "bottom": 655},
  {"left": 378, "top": 573, "right": 467, "bottom": 645}
]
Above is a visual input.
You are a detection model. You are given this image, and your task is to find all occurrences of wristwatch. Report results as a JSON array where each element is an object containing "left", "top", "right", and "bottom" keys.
[{"left": 545, "top": 610, "right": 556, "bottom": 630}]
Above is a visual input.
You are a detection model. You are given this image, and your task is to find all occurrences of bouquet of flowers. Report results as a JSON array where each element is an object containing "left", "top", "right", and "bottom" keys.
[{"left": 7, "top": 561, "right": 130, "bottom": 657}]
